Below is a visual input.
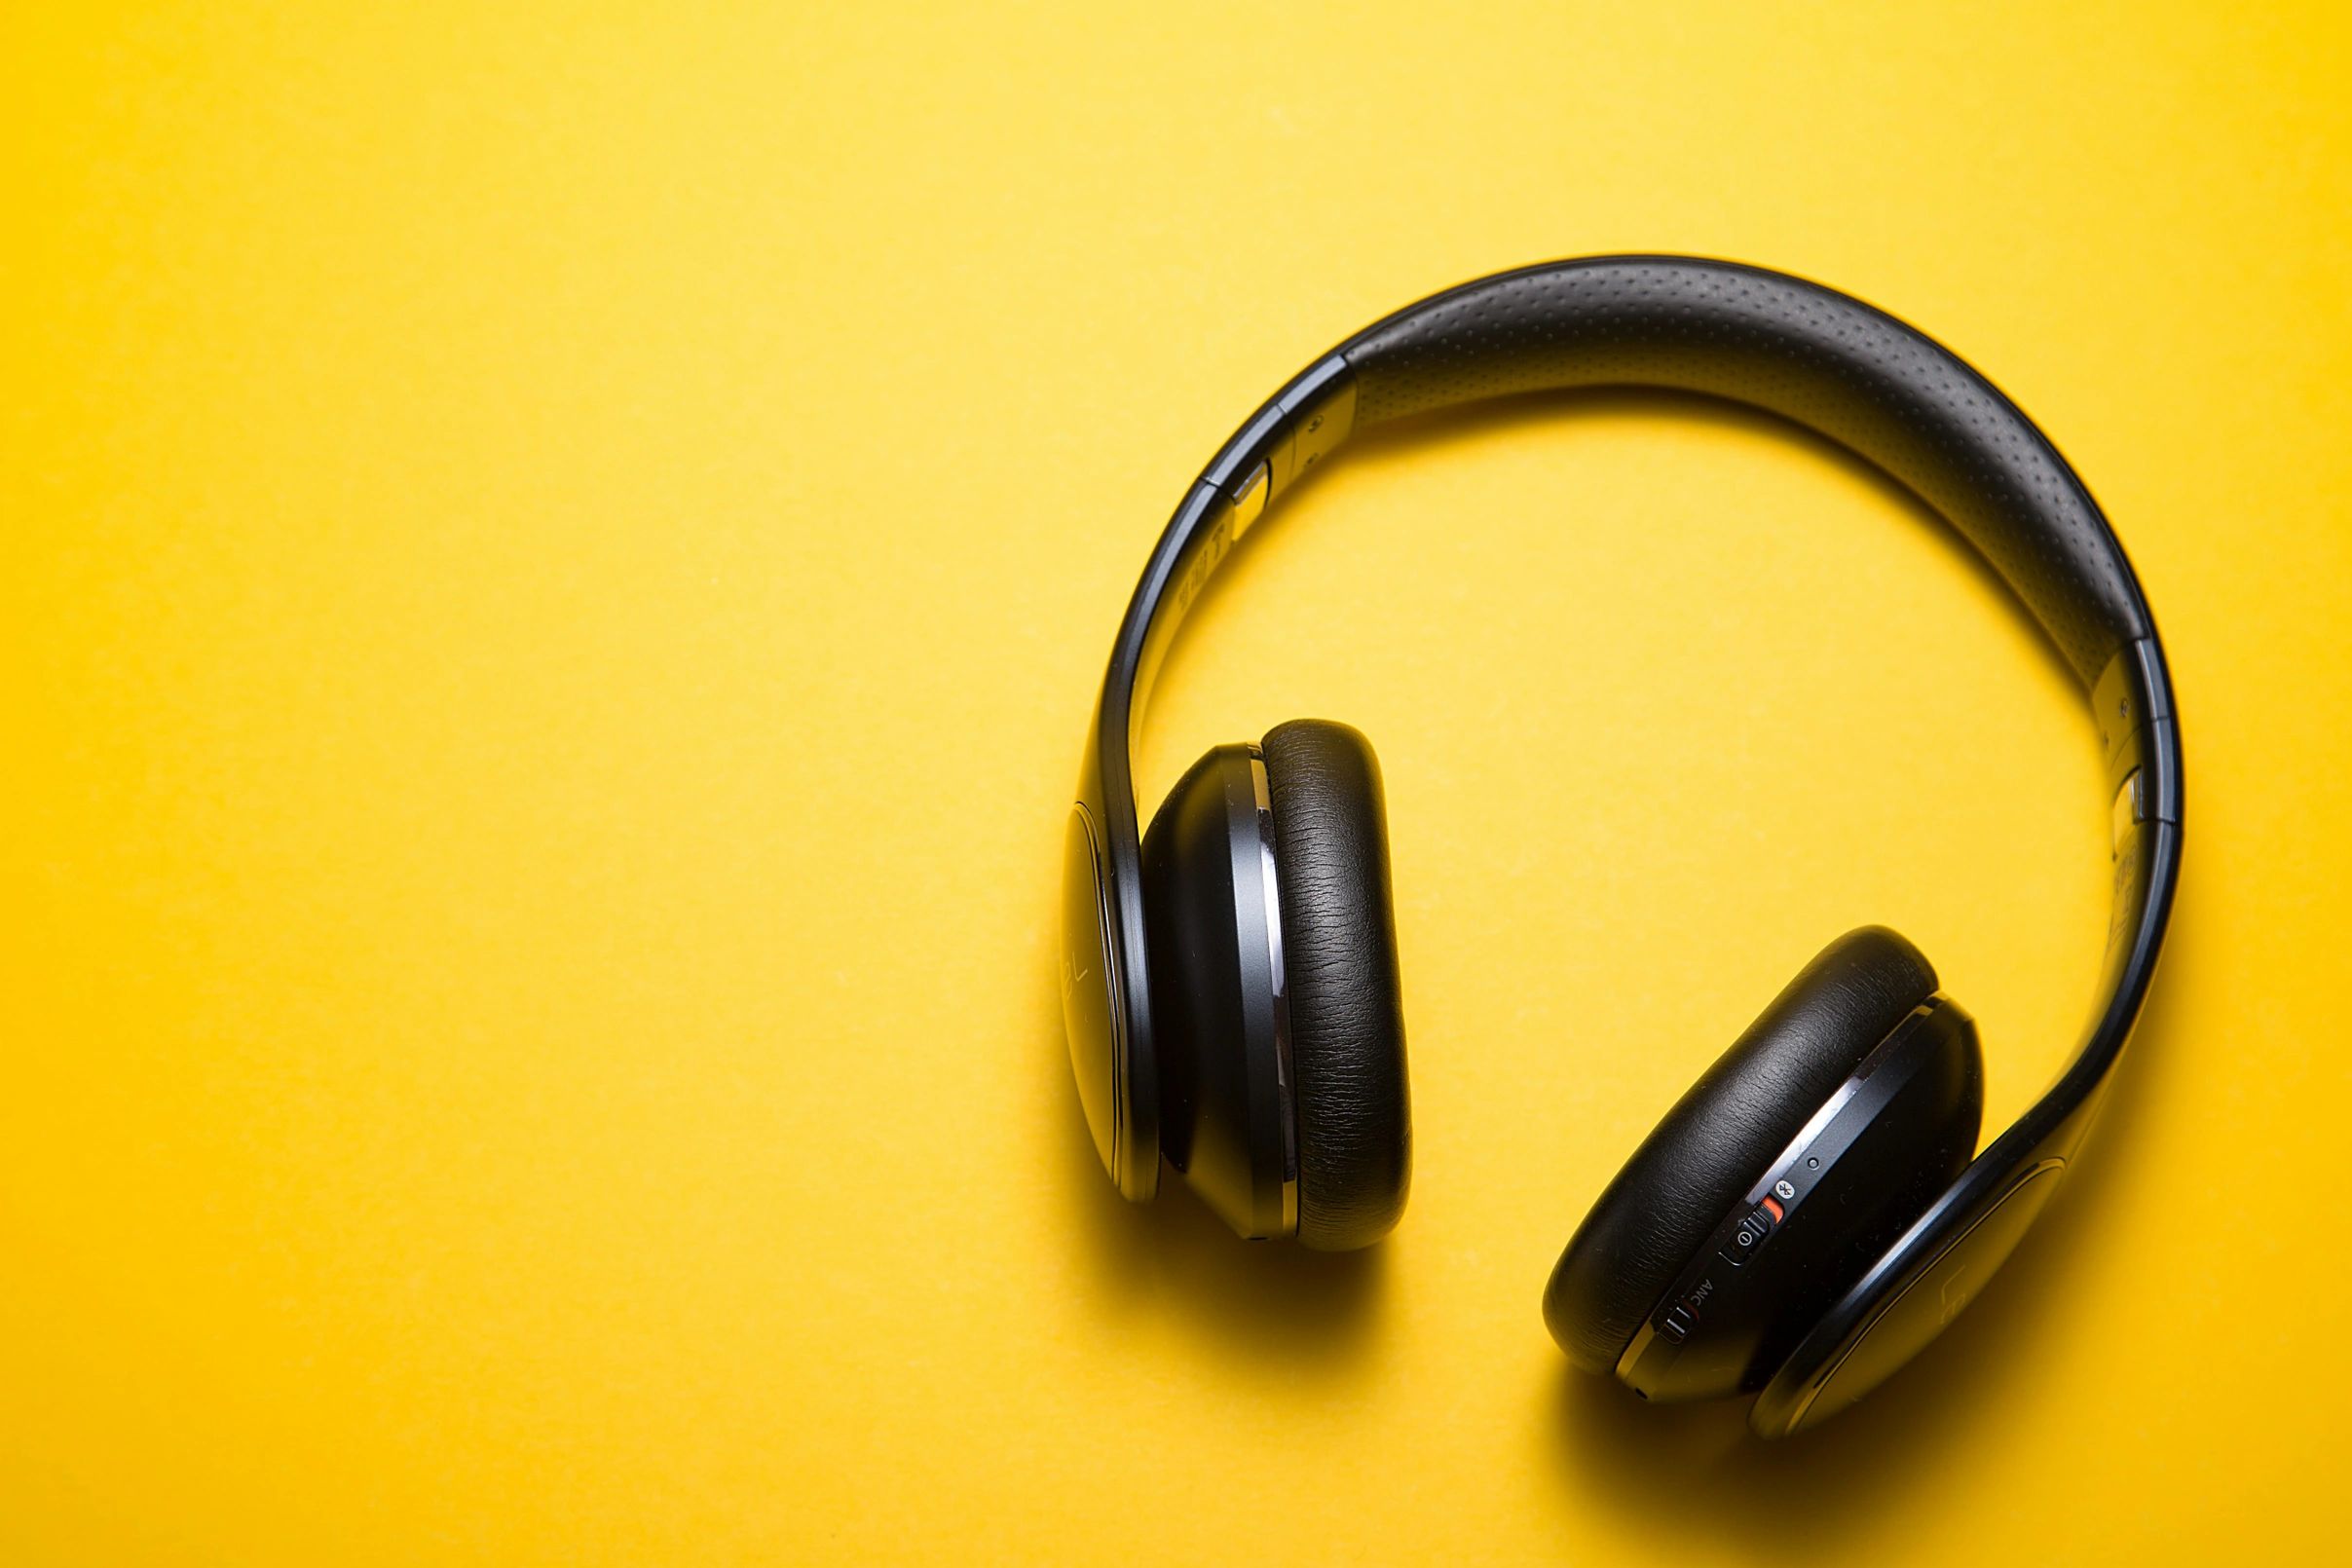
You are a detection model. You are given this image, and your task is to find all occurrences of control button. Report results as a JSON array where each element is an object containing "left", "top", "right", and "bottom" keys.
[
  {"left": 2111, "top": 768, "right": 2144, "bottom": 852},
  {"left": 1720, "top": 1201, "right": 1782, "bottom": 1268},
  {"left": 1231, "top": 461, "right": 1270, "bottom": 539},
  {"left": 1659, "top": 1306, "right": 1696, "bottom": 1344}
]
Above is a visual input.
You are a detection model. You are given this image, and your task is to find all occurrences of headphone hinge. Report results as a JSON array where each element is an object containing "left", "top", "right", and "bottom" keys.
[{"left": 2093, "top": 638, "right": 2182, "bottom": 835}]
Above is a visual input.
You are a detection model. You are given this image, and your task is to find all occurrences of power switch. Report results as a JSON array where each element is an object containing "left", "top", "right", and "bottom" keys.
[{"left": 1719, "top": 1199, "right": 1784, "bottom": 1268}]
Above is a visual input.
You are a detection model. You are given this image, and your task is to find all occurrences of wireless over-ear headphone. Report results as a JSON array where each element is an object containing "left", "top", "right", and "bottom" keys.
[{"left": 1058, "top": 256, "right": 2181, "bottom": 1436}]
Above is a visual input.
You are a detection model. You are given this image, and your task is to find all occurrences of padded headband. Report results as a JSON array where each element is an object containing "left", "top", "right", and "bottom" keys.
[
  {"left": 1344, "top": 258, "right": 2144, "bottom": 682},
  {"left": 1066, "top": 256, "right": 2179, "bottom": 1222}
]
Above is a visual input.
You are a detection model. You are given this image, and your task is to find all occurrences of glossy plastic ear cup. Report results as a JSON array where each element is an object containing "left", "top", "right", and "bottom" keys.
[
  {"left": 1259, "top": 720, "right": 1411, "bottom": 1251},
  {"left": 1544, "top": 928, "right": 1963, "bottom": 1374},
  {"left": 1141, "top": 744, "right": 1291, "bottom": 1239}
]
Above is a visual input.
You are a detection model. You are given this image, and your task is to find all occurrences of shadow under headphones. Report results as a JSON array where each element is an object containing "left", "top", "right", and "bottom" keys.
[{"left": 1058, "top": 256, "right": 2182, "bottom": 1436}]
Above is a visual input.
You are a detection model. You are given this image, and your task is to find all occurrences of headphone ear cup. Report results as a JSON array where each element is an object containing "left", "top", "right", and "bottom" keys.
[
  {"left": 1544, "top": 927, "right": 1953, "bottom": 1375},
  {"left": 1259, "top": 720, "right": 1411, "bottom": 1251},
  {"left": 1142, "top": 743, "right": 1292, "bottom": 1239}
]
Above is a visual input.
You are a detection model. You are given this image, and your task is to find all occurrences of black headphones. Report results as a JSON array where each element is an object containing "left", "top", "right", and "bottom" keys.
[{"left": 1059, "top": 256, "right": 2181, "bottom": 1436}]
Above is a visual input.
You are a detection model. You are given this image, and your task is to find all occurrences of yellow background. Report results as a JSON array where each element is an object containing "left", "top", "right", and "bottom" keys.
[{"left": 5, "top": 3, "right": 2347, "bottom": 1561}]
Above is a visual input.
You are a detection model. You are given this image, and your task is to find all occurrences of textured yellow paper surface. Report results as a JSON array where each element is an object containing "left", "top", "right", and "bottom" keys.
[{"left": 4, "top": 4, "right": 2346, "bottom": 1561}]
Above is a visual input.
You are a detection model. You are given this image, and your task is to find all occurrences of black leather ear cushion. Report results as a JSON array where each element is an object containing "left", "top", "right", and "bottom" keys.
[
  {"left": 1543, "top": 927, "right": 1938, "bottom": 1373},
  {"left": 1259, "top": 720, "right": 1410, "bottom": 1251}
]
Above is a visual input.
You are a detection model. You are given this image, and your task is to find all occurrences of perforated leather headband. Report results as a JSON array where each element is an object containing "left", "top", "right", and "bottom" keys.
[
  {"left": 1064, "top": 259, "right": 2181, "bottom": 1283},
  {"left": 1346, "top": 259, "right": 2144, "bottom": 680}
]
